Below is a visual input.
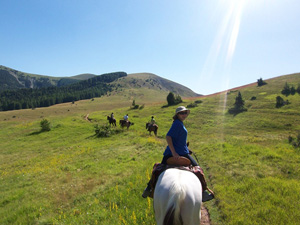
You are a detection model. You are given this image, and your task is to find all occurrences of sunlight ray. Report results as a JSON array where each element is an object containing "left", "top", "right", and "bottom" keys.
[{"left": 199, "top": 0, "right": 246, "bottom": 92}]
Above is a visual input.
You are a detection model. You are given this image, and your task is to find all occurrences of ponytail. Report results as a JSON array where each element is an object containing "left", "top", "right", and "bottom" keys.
[{"left": 173, "top": 114, "right": 179, "bottom": 121}]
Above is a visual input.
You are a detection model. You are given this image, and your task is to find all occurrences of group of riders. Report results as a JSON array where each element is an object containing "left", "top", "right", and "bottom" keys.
[{"left": 109, "top": 112, "right": 157, "bottom": 130}]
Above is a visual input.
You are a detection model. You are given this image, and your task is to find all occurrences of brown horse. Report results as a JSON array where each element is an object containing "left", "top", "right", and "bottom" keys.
[
  {"left": 107, "top": 116, "right": 116, "bottom": 126},
  {"left": 146, "top": 123, "right": 158, "bottom": 136},
  {"left": 120, "top": 120, "right": 134, "bottom": 129}
]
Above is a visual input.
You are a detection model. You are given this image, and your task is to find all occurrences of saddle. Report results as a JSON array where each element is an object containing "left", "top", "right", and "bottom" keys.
[{"left": 148, "top": 157, "right": 208, "bottom": 198}]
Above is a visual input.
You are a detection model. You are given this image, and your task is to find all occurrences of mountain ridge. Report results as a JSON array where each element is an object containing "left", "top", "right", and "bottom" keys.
[
  {"left": 0, "top": 66, "right": 200, "bottom": 111},
  {"left": 0, "top": 65, "right": 199, "bottom": 97},
  {"left": 0, "top": 65, "right": 98, "bottom": 91}
]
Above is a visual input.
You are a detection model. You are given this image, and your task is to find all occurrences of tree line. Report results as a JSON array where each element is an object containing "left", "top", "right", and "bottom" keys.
[
  {"left": 0, "top": 72, "right": 127, "bottom": 111},
  {"left": 281, "top": 82, "right": 300, "bottom": 96}
]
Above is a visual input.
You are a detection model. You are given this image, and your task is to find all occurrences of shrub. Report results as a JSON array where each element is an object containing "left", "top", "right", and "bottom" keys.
[
  {"left": 288, "top": 133, "right": 300, "bottom": 148},
  {"left": 187, "top": 102, "right": 198, "bottom": 108},
  {"left": 94, "top": 124, "right": 122, "bottom": 137},
  {"left": 40, "top": 119, "right": 51, "bottom": 132},
  {"left": 194, "top": 100, "right": 203, "bottom": 104},
  {"left": 276, "top": 96, "right": 290, "bottom": 108},
  {"left": 95, "top": 124, "right": 111, "bottom": 137},
  {"left": 276, "top": 96, "right": 284, "bottom": 108},
  {"left": 131, "top": 105, "right": 139, "bottom": 109}
]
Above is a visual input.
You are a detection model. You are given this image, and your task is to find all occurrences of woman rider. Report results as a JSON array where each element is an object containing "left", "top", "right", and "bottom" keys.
[{"left": 142, "top": 106, "right": 214, "bottom": 202}]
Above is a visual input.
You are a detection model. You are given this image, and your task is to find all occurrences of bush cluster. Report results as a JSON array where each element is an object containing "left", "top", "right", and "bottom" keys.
[
  {"left": 257, "top": 78, "right": 267, "bottom": 87},
  {"left": 94, "top": 124, "right": 122, "bottom": 137}
]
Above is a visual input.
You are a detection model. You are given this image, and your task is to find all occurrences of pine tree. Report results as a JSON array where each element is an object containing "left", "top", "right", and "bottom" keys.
[
  {"left": 167, "top": 92, "right": 182, "bottom": 106},
  {"left": 234, "top": 91, "right": 244, "bottom": 109},
  {"left": 167, "top": 92, "right": 176, "bottom": 105},
  {"left": 281, "top": 82, "right": 291, "bottom": 96},
  {"left": 228, "top": 91, "right": 247, "bottom": 114}
]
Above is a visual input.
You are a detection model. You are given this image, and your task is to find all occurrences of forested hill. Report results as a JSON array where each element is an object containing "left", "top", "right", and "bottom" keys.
[
  {"left": 0, "top": 65, "right": 97, "bottom": 92},
  {"left": 0, "top": 72, "right": 127, "bottom": 111},
  {"left": 0, "top": 66, "right": 201, "bottom": 111}
]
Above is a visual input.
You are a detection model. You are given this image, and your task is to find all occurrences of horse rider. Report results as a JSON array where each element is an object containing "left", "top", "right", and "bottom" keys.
[
  {"left": 111, "top": 112, "right": 115, "bottom": 120},
  {"left": 124, "top": 114, "right": 129, "bottom": 121},
  {"left": 148, "top": 116, "right": 156, "bottom": 129},
  {"left": 142, "top": 106, "right": 214, "bottom": 202}
]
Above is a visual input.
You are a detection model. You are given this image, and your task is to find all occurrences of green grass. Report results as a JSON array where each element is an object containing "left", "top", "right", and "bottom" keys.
[{"left": 1, "top": 73, "right": 300, "bottom": 224}]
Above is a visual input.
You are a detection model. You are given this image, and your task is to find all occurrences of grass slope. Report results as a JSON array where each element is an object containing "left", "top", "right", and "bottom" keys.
[{"left": 0, "top": 73, "right": 300, "bottom": 224}]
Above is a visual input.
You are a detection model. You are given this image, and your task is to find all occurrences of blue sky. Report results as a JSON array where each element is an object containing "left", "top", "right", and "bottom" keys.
[{"left": 1, "top": 0, "right": 299, "bottom": 95}]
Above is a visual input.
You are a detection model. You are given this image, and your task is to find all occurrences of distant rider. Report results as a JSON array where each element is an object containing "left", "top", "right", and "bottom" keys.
[{"left": 148, "top": 116, "right": 156, "bottom": 128}]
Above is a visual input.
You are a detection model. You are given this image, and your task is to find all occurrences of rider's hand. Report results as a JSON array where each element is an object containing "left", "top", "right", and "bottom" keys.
[{"left": 172, "top": 152, "right": 180, "bottom": 160}]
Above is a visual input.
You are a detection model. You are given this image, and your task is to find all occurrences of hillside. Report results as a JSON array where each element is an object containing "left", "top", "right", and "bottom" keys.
[
  {"left": 0, "top": 66, "right": 199, "bottom": 98},
  {"left": 0, "top": 72, "right": 127, "bottom": 111},
  {"left": 115, "top": 73, "right": 200, "bottom": 97},
  {"left": 0, "top": 72, "right": 300, "bottom": 224},
  {"left": 0, "top": 65, "right": 97, "bottom": 91},
  {"left": 0, "top": 66, "right": 200, "bottom": 111}
]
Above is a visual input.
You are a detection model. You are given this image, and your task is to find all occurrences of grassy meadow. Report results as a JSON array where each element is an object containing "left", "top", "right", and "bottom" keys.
[{"left": 1, "top": 73, "right": 300, "bottom": 224}]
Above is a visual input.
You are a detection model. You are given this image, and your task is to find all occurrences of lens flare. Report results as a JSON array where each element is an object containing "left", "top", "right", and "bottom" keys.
[{"left": 199, "top": 0, "right": 247, "bottom": 94}]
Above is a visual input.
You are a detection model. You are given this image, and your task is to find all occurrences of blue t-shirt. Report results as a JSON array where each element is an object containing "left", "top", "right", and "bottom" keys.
[{"left": 163, "top": 119, "right": 189, "bottom": 156}]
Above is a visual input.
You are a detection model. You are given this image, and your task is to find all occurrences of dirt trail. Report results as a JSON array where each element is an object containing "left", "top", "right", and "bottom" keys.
[{"left": 201, "top": 206, "right": 211, "bottom": 225}]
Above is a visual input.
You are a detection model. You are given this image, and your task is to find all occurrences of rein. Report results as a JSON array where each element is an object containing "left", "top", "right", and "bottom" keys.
[{"left": 192, "top": 151, "right": 200, "bottom": 164}]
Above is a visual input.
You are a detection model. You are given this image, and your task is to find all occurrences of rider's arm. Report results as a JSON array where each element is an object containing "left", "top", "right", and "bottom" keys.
[{"left": 166, "top": 135, "right": 179, "bottom": 159}]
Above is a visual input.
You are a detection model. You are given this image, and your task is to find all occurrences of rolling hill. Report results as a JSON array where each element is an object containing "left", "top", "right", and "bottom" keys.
[
  {"left": 0, "top": 66, "right": 200, "bottom": 111},
  {"left": 0, "top": 66, "right": 200, "bottom": 97}
]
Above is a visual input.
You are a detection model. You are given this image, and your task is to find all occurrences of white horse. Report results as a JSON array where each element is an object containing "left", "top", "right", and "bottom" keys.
[{"left": 153, "top": 168, "right": 202, "bottom": 225}]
